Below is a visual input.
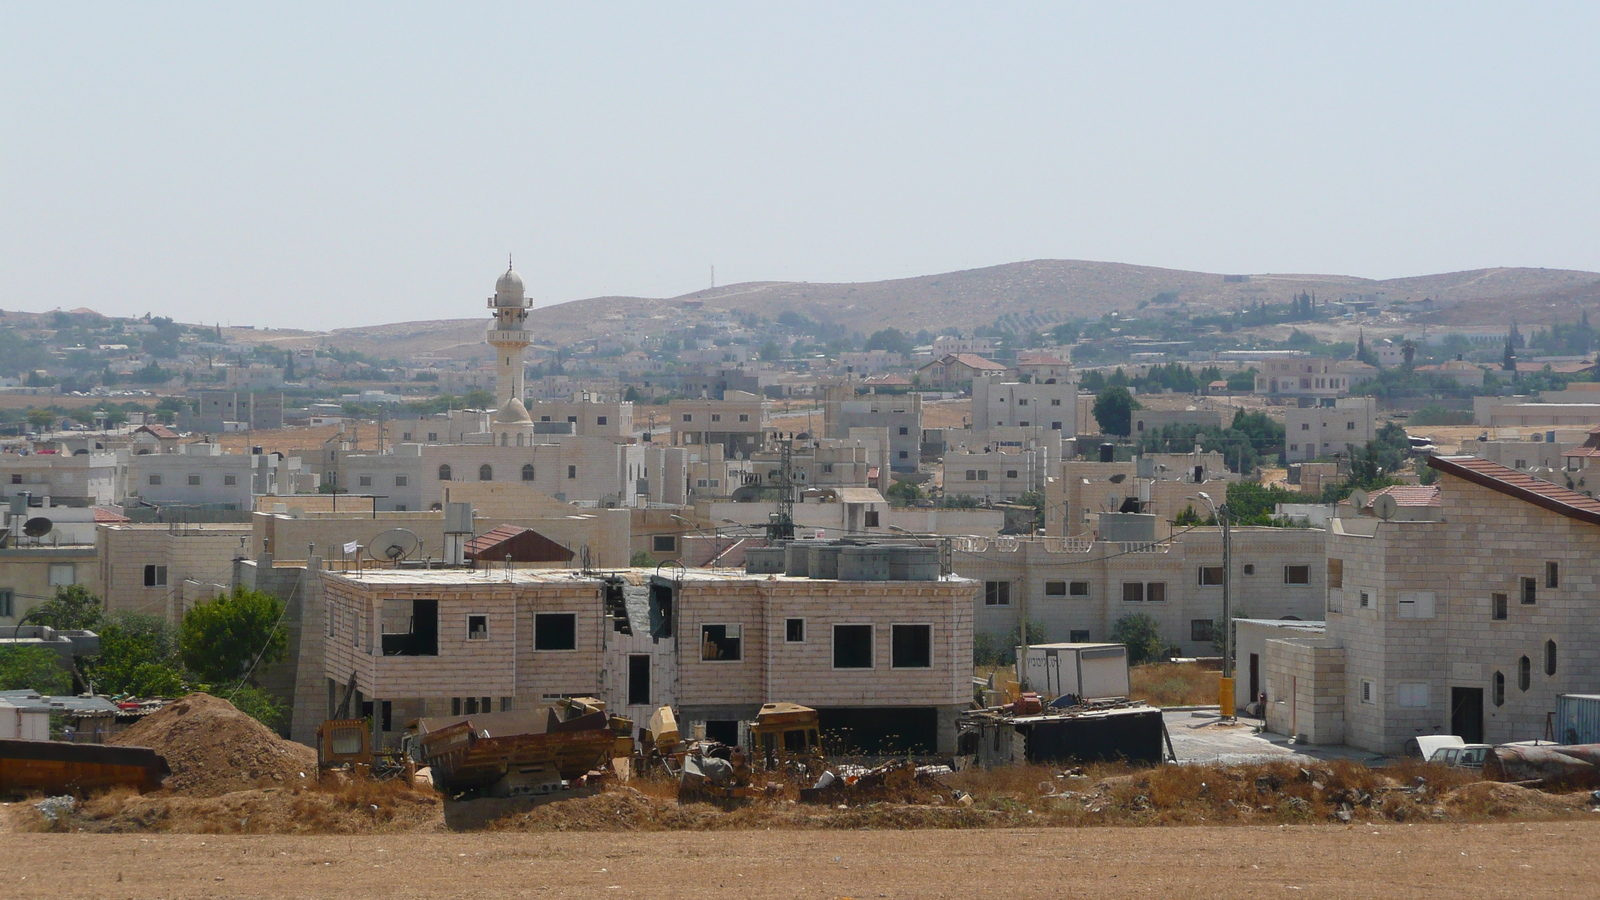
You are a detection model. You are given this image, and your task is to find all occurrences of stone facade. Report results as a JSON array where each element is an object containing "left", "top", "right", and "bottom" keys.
[{"left": 1285, "top": 397, "right": 1376, "bottom": 463}]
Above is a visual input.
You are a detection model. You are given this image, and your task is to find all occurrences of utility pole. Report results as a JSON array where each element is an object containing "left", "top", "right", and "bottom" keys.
[{"left": 1194, "top": 491, "right": 1234, "bottom": 718}]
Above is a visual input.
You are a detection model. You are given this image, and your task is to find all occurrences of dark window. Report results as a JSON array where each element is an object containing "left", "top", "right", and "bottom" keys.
[
  {"left": 534, "top": 613, "right": 577, "bottom": 651},
  {"left": 700, "top": 624, "right": 742, "bottom": 661},
  {"left": 892, "top": 624, "right": 932, "bottom": 668},
  {"left": 567, "top": 465, "right": 577, "bottom": 479},
  {"left": 1492, "top": 593, "right": 1508, "bottom": 620},
  {"left": 983, "top": 581, "right": 1011, "bottom": 606},
  {"left": 224, "top": 474, "right": 237, "bottom": 486},
  {"left": 1069, "top": 629, "right": 1090, "bottom": 642},
  {"left": 1546, "top": 640, "right": 1558, "bottom": 676},
  {"left": 1044, "top": 580, "right": 1067, "bottom": 597},
  {"left": 597, "top": 416, "right": 607, "bottom": 426},
  {"left": 1191, "top": 619, "right": 1216, "bottom": 643},
  {"left": 864, "top": 510, "right": 880, "bottom": 528},
  {"left": 438, "top": 464, "right": 451, "bottom": 480},
  {"left": 1052, "top": 421, "right": 1062, "bottom": 430},
  {"left": 521, "top": 464, "right": 535, "bottom": 481},
  {"left": 567, "top": 416, "right": 577, "bottom": 423},
  {"left": 1546, "top": 562, "right": 1560, "bottom": 589},
  {"left": 187, "top": 474, "right": 201, "bottom": 485},
  {"left": 467, "top": 615, "right": 488, "bottom": 640},
  {"left": 0, "top": 590, "right": 12, "bottom": 617},
  {"left": 1069, "top": 581, "right": 1090, "bottom": 597},
  {"left": 898, "top": 450, "right": 909, "bottom": 458},
  {"left": 1122, "top": 582, "right": 1144, "bottom": 602},
  {"left": 1198, "top": 566, "right": 1223, "bottom": 586},
  {"left": 451, "top": 697, "right": 461, "bottom": 716},
  {"left": 8, "top": 474, "right": 19, "bottom": 484},
  {"left": 1327, "top": 558, "right": 1343, "bottom": 589},
  {"left": 358, "top": 475, "right": 372, "bottom": 487},
  {"left": 898, "top": 426, "right": 909, "bottom": 435},
  {"left": 785, "top": 618, "right": 805, "bottom": 642},
  {"left": 143, "top": 564, "right": 167, "bottom": 587},
  {"left": 1359, "top": 591, "right": 1371, "bottom": 609},
  {"left": 833, "top": 624, "right": 873, "bottom": 668},
  {"left": 381, "top": 598, "right": 439, "bottom": 656},
  {"left": 478, "top": 464, "right": 493, "bottom": 481},
  {"left": 1493, "top": 671, "right": 1505, "bottom": 706},
  {"left": 1147, "top": 582, "right": 1166, "bottom": 602},
  {"left": 652, "top": 534, "right": 677, "bottom": 553},
  {"left": 1242, "top": 564, "right": 1255, "bottom": 575},
  {"left": 394, "top": 475, "right": 407, "bottom": 486},
  {"left": 1284, "top": 565, "right": 1310, "bottom": 585},
  {"left": 1519, "top": 655, "right": 1531, "bottom": 691},
  {"left": 682, "top": 414, "right": 692, "bottom": 422},
  {"left": 1521, "top": 577, "right": 1537, "bottom": 605},
  {"left": 148, "top": 474, "right": 161, "bottom": 485}
]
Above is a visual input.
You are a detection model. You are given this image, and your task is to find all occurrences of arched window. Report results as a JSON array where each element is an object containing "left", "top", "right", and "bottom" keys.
[
  {"left": 478, "top": 464, "right": 493, "bottom": 481},
  {"left": 1545, "top": 640, "right": 1558, "bottom": 676},
  {"left": 516, "top": 432, "right": 524, "bottom": 447},
  {"left": 521, "top": 464, "right": 535, "bottom": 481},
  {"left": 438, "top": 464, "right": 452, "bottom": 481},
  {"left": 1493, "top": 671, "right": 1505, "bottom": 706},
  {"left": 500, "top": 432, "right": 508, "bottom": 446},
  {"left": 1519, "top": 655, "right": 1531, "bottom": 691}
]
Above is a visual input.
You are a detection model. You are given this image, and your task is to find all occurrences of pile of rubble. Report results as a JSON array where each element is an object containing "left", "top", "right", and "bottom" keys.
[{"left": 110, "top": 693, "right": 317, "bottom": 797}]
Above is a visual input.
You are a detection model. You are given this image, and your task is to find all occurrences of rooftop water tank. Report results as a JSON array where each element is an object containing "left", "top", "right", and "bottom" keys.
[
  {"left": 887, "top": 545, "right": 940, "bottom": 581},
  {"left": 744, "top": 546, "right": 786, "bottom": 575},
  {"left": 837, "top": 546, "right": 891, "bottom": 581}
]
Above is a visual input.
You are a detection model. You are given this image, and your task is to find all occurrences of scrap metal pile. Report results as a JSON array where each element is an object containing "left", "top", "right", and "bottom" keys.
[{"left": 958, "top": 695, "right": 1170, "bottom": 767}]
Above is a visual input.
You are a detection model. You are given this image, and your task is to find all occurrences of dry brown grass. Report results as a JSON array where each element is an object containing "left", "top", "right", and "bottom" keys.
[{"left": 1129, "top": 662, "right": 1221, "bottom": 707}]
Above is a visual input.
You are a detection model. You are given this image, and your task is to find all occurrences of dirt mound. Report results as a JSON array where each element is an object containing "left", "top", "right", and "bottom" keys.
[
  {"left": 26, "top": 780, "right": 444, "bottom": 835},
  {"left": 110, "top": 693, "right": 317, "bottom": 797},
  {"left": 1442, "top": 782, "right": 1593, "bottom": 819}
]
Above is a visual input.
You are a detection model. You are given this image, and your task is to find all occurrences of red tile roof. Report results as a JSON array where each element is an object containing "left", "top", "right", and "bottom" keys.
[
  {"left": 1428, "top": 455, "right": 1600, "bottom": 525},
  {"left": 1366, "top": 485, "right": 1442, "bottom": 508},
  {"left": 136, "top": 425, "right": 179, "bottom": 439},
  {"left": 948, "top": 353, "right": 1007, "bottom": 370},
  {"left": 92, "top": 506, "right": 130, "bottom": 523},
  {"left": 1017, "top": 354, "right": 1070, "bottom": 366},
  {"left": 463, "top": 525, "right": 527, "bottom": 556}
]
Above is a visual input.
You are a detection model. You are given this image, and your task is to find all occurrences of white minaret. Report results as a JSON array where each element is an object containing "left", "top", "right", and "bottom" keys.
[{"left": 487, "top": 258, "right": 533, "bottom": 424}]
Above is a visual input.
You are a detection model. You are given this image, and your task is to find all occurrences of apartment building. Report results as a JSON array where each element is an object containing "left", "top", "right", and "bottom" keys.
[
  {"left": 1285, "top": 397, "right": 1376, "bottom": 463},
  {"left": 1044, "top": 453, "right": 1235, "bottom": 536},
  {"left": 971, "top": 377, "right": 1077, "bottom": 438},
  {"left": 668, "top": 392, "right": 771, "bottom": 458},
  {"left": 943, "top": 447, "right": 1048, "bottom": 503},
  {"left": 1254, "top": 358, "right": 1350, "bottom": 403},
  {"left": 127, "top": 442, "right": 254, "bottom": 508},
  {"left": 955, "top": 525, "right": 1327, "bottom": 657},
  {"left": 822, "top": 386, "right": 922, "bottom": 472},
  {"left": 314, "top": 562, "right": 975, "bottom": 753},
  {"left": 0, "top": 450, "right": 124, "bottom": 507},
  {"left": 0, "top": 542, "right": 100, "bottom": 628},
  {"left": 96, "top": 522, "right": 252, "bottom": 622},
  {"left": 525, "top": 396, "right": 634, "bottom": 438},
  {"left": 1266, "top": 456, "right": 1600, "bottom": 754}
]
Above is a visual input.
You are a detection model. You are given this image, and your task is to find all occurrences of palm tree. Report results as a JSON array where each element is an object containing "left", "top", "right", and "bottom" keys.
[{"left": 1401, "top": 338, "right": 1417, "bottom": 371}]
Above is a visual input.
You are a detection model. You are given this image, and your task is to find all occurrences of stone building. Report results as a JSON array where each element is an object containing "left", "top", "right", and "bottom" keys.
[{"left": 1284, "top": 397, "right": 1376, "bottom": 463}]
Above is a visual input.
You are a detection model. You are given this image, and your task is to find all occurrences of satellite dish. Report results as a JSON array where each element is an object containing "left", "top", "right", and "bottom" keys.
[
  {"left": 369, "top": 528, "right": 419, "bottom": 563},
  {"left": 1373, "top": 494, "right": 1399, "bottom": 521},
  {"left": 22, "top": 517, "right": 53, "bottom": 538},
  {"left": 1348, "top": 489, "right": 1368, "bottom": 511},
  {"left": 1105, "top": 492, "right": 1120, "bottom": 510},
  {"left": 1108, "top": 473, "right": 1128, "bottom": 484}
]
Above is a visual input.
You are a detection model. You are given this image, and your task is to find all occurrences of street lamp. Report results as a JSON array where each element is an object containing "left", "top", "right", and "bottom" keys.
[{"left": 1191, "top": 491, "right": 1234, "bottom": 719}]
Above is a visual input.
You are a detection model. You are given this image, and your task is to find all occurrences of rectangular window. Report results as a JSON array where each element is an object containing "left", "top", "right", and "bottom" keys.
[
  {"left": 427, "top": 432, "right": 437, "bottom": 442},
  {"left": 0, "top": 590, "right": 11, "bottom": 618},
  {"left": 567, "top": 465, "right": 577, "bottom": 479},
  {"left": 739, "top": 414, "right": 749, "bottom": 422},
  {"left": 395, "top": 475, "right": 408, "bottom": 486},
  {"left": 381, "top": 598, "right": 439, "bottom": 656},
  {"left": 1147, "top": 582, "right": 1166, "bottom": 602},
  {"left": 1069, "top": 629, "right": 1090, "bottom": 642},
  {"left": 1018, "top": 399, "right": 1028, "bottom": 406},
  {"left": 965, "top": 470, "right": 977, "bottom": 480},
  {"left": 1546, "top": 561, "right": 1560, "bottom": 589},
  {"left": 1243, "top": 564, "right": 1255, "bottom": 575},
  {"left": 359, "top": 475, "right": 373, "bottom": 487},
  {"left": 653, "top": 534, "right": 677, "bottom": 553},
  {"left": 863, "top": 510, "right": 880, "bottom": 528},
  {"left": 1006, "top": 469, "right": 1018, "bottom": 479},
  {"left": 1521, "top": 576, "right": 1537, "bottom": 605},
  {"left": 533, "top": 613, "right": 577, "bottom": 651},
  {"left": 1397, "top": 591, "right": 1435, "bottom": 619},
  {"left": 148, "top": 474, "right": 162, "bottom": 485},
  {"left": 1069, "top": 581, "right": 1090, "bottom": 597},
  {"left": 1300, "top": 423, "right": 1310, "bottom": 431},
  {"left": 567, "top": 416, "right": 577, "bottom": 423},
  {"left": 1190, "top": 619, "right": 1216, "bottom": 643},
  {"left": 898, "top": 426, "right": 909, "bottom": 435},
  {"left": 983, "top": 581, "right": 1011, "bottom": 606},
  {"left": 1360, "top": 679, "right": 1375, "bottom": 704},
  {"left": 1122, "top": 582, "right": 1144, "bottom": 602},
  {"left": 1492, "top": 592, "right": 1508, "bottom": 621},
  {"left": 1397, "top": 682, "right": 1429, "bottom": 709},
  {"left": 1346, "top": 421, "right": 1356, "bottom": 430},
  {"left": 451, "top": 697, "right": 461, "bottom": 716},
  {"left": 48, "top": 564, "right": 76, "bottom": 587},
  {"left": 1052, "top": 422, "right": 1062, "bottom": 430},
  {"left": 223, "top": 474, "right": 237, "bottom": 486},
  {"left": 143, "top": 564, "right": 168, "bottom": 587},
  {"left": 892, "top": 624, "right": 932, "bottom": 668},
  {"left": 1284, "top": 565, "right": 1311, "bottom": 585},
  {"left": 1051, "top": 398, "right": 1062, "bottom": 406},
  {"left": 833, "top": 624, "right": 873, "bottom": 669},
  {"left": 1044, "top": 580, "right": 1067, "bottom": 597},
  {"left": 467, "top": 615, "right": 488, "bottom": 640},
  {"left": 1359, "top": 591, "right": 1371, "bottom": 609},
  {"left": 700, "top": 624, "right": 742, "bottom": 661},
  {"left": 1327, "top": 558, "right": 1343, "bottom": 589},
  {"left": 597, "top": 416, "right": 607, "bottom": 426},
  {"left": 682, "top": 414, "right": 693, "bottom": 422},
  {"left": 187, "top": 474, "right": 201, "bottom": 485},
  {"left": 977, "top": 470, "right": 988, "bottom": 480},
  {"left": 8, "top": 474, "right": 18, "bottom": 484},
  {"left": 710, "top": 414, "right": 721, "bottom": 422},
  {"left": 1198, "top": 566, "right": 1223, "bottom": 586},
  {"left": 785, "top": 618, "right": 805, "bottom": 643}
]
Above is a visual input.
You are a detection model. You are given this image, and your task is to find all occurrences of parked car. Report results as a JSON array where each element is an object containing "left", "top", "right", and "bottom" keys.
[{"left": 1429, "top": 743, "right": 1492, "bottom": 769}]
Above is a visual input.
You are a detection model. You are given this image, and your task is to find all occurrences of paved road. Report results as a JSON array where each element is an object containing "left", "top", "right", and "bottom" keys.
[{"left": 1164, "top": 709, "right": 1384, "bottom": 766}]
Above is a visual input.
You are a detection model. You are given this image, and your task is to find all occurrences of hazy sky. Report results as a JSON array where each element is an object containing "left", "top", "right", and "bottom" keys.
[{"left": 4, "top": 4, "right": 1598, "bottom": 330}]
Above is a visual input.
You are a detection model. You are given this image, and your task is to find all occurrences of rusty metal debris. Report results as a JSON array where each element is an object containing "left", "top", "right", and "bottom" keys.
[
  {"left": 957, "top": 697, "right": 1167, "bottom": 767},
  {"left": 0, "top": 737, "right": 169, "bottom": 797},
  {"left": 1486, "top": 743, "right": 1600, "bottom": 787}
]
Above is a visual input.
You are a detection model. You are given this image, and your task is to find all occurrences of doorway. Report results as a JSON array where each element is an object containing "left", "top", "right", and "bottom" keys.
[
  {"left": 1249, "top": 654, "right": 1260, "bottom": 703},
  {"left": 1450, "top": 687, "right": 1484, "bottom": 743},
  {"left": 628, "top": 655, "right": 650, "bottom": 707}
]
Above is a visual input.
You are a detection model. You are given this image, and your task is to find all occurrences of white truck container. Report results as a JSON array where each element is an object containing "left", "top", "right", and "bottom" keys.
[{"left": 1019, "top": 643, "right": 1131, "bottom": 701}]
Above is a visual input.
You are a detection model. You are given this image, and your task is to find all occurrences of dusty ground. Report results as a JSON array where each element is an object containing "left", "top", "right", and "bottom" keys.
[{"left": 2, "top": 820, "right": 1596, "bottom": 899}]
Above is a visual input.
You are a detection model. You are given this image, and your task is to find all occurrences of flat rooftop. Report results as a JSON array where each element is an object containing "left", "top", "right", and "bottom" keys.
[{"left": 323, "top": 566, "right": 971, "bottom": 588}]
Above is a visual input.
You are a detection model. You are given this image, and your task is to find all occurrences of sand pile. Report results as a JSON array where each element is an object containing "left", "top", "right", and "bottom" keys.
[{"left": 111, "top": 693, "right": 317, "bottom": 797}]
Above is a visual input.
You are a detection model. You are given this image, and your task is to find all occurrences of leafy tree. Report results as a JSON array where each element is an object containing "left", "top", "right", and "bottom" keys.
[
  {"left": 461, "top": 389, "right": 496, "bottom": 409},
  {"left": 885, "top": 480, "right": 924, "bottom": 505},
  {"left": 178, "top": 587, "right": 286, "bottom": 686},
  {"left": 1092, "top": 386, "right": 1139, "bottom": 437},
  {"left": 223, "top": 682, "right": 288, "bottom": 732},
  {"left": 1111, "top": 613, "right": 1175, "bottom": 665},
  {"left": 1225, "top": 368, "right": 1258, "bottom": 392},
  {"left": 863, "top": 328, "right": 913, "bottom": 355},
  {"left": 0, "top": 646, "right": 73, "bottom": 694},
  {"left": 31, "top": 584, "right": 105, "bottom": 631},
  {"left": 758, "top": 342, "right": 781, "bottom": 362},
  {"left": 26, "top": 408, "right": 55, "bottom": 431},
  {"left": 629, "top": 550, "right": 656, "bottom": 567},
  {"left": 85, "top": 613, "right": 189, "bottom": 697}
]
